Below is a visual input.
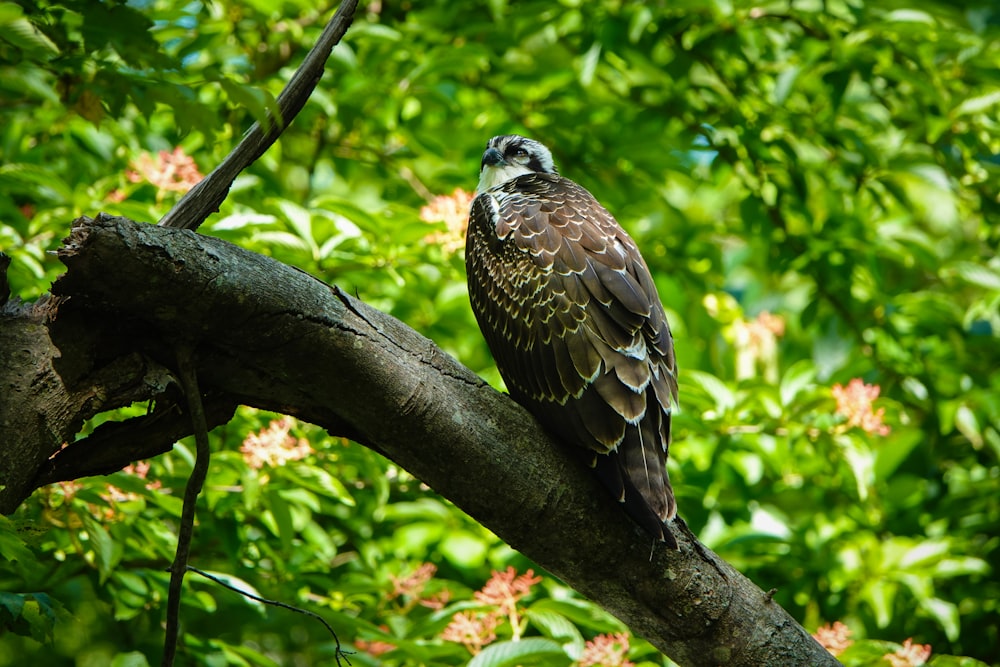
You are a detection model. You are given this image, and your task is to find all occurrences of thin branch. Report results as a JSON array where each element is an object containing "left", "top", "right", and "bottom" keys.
[
  {"left": 186, "top": 566, "right": 352, "bottom": 666},
  {"left": 32, "top": 395, "right": 238, "bottom": 487},
  {"left": 158, "top": 0, "right": 359, "bottom": 230},
  {"left": 1, "top": 252, "right": 10, "bottom": 306},
  {"left": 161, "top": 345, "right": 213, "bottom": 667}
]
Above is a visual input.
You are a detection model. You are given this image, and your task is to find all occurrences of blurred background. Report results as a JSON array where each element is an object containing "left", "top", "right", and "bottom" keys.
[{"left": 1, "top": 0, "right": 998, "bottom": 665}]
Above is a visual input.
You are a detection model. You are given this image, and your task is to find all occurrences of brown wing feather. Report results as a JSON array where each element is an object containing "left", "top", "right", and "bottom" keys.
[{"left": 466, "top": 172, "right": 679, "bottom": 544}]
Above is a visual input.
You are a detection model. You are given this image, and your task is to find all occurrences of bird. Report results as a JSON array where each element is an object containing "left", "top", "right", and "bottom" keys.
[{"left": 465, "top": 134, "right": 679, "bottom": 548}]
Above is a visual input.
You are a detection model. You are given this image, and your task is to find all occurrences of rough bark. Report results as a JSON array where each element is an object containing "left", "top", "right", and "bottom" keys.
[{"left": 0, "top": 214, "right": 840, "bottom": 667}]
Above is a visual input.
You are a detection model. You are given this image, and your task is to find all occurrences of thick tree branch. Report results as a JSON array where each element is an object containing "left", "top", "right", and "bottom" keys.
[{"left": 0, "top": 214, "right": 840, "bottom": 666}]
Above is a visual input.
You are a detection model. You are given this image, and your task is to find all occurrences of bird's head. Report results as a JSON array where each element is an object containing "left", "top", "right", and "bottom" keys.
[{"left": 476, "top": 135, "right": 558, "bottom": 194}]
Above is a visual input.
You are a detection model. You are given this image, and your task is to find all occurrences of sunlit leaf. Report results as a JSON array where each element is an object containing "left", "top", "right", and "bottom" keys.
[
  {"left": 467, "top": 637, "right": 570, "bottom": 667},
  {"left": 920, "top": 597, "right": 960, "bottom": 641},
  {"left": 526, "top": 608, "right": 584, "bottom": 655},
  {"left": 779, "top": 360, "right": 815, "bottom": 406},
  {"left": 953, "top": 90, "right": 1000, "bottom": 117},
  {"left": 280, "top": 465, "right": 355, "bottom": 506},
  {"left": 439, "top": 531, "right": 488, "bottom": 568},
  {"left": 682, "top": 370, "right": 735, "bottom": 412},
  {"left": 110, "top": 652, "right": 150, "bottom": 667},
  {"left": 0, "top": 5, "right": 59, "bottom": 58}
]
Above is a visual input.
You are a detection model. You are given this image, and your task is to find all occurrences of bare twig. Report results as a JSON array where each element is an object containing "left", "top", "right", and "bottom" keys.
[
  {"left": 161, "top": 345, "right": 213, "bottom": 667},
  {"left": 186, "top": 566, "right": 352, "bottom": 666},
  {"left": 0, "top": 252, "right": 10, "bottom": 306},
  {"left": 158, "top": 0, "right": 359, "bottom": 230}
]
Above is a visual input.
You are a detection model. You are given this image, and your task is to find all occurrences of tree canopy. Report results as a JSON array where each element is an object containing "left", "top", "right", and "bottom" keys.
[{"left": 1, "top": 1, "right": 998, "bottom": 666}]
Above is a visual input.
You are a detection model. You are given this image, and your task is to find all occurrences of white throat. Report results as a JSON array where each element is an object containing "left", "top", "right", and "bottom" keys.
[{"left": 477, "top": 163, "right": 535, "bottom": 195}]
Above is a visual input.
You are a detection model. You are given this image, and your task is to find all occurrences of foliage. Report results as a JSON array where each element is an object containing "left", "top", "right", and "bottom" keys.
[{"left": 2, "top": 0, "right": 999, "bottom": 665}]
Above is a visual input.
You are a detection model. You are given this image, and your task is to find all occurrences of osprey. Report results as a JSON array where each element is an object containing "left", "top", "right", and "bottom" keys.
[{"left": 466, "top": 134, "right": 679, "bottom": 547}]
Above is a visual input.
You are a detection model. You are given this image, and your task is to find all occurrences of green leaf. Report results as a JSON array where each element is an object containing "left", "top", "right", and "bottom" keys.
[
  {"left": 110, "top": 651, "right": 151, "bottom": 667},
  {"left": 578, "top": 42, "right": 601, "bottom": 87},
  {"left": 253, "top": 230, "right": 312, "bottom": 253},
  {"left": 838, "top": 639, "right": 903, "bottom": 662},
  {"left": 81, "top": 514, "right": 119, "bottom": 584},
  {"left": 953, "top": 90, "right": 1000, "bottom": 118},
  {"left": 862, "top": 579, "right": 896, "bottom": 628},
  {"left": 113, "top": 571, "right": 150, "bottom": 597},
  {"left": 0, "top": 591, "right": 25, "bottom": 627},
  {"left": 840, "top": 436, "right": 875, "bottom": 501},
  {"left": 927, "top": 656, "right": 992, "bottom": 667},
  {"left": 381, "top": 498, "right": 454, "bottom": 522},
  {"left": 874, "top": 428, "right": 921, "bottom": 481},
  {"left": 26, "top": 593, "right": 57, "bottom": 643},
  {"left": 0, "top": 4, "right": 60, "bottom": 58},
  {"left": 266, "top": 488, "right": 295, "bottom": 552},
  {"left": 281, "top": 464, "right": 355, "bottom": 506},
  {"left": 779, "top": 359, "right": 815, "bottom": 405},
  {"left": 883, "top": 9, "right": 935, "bottom": 24},
  {"left": 0, "top": 592, "right": 57, "bottom": 643},
  {"left": 0, "top": 517, "right": 36, "bottom": 566},
  {"left": 942, "top": 261, "right": 1000, "bottom": 292},
  {"left": 526, "top": 599, "right": 621, "bottom": 633},
  {"left": 526, "top": 608, "right": 584, "bottom": 654},
  {"left": 467, "top": 638, "right": 570, "bottom": 667},
  {"left": 920, "top": 596, "right": 960, "bottom": 641},
  {"left": 682, "top": 370, "right": 735, "bottom": 412},
  {"left": 192, "top": 571, "right": 265, "bottom": 613},
  {"left": 773, "top": 64, "right": 800, "bottom": 105},
  {"left": 218, "top": 79, "right": 281, "bottom": 131},
  {"left": 898, "top": 540, "right": 949, "bottom": 570},
  {"left": 953, "top": 404, "right": 983, "bottom": 448},
  {"left": 439, "top": 530, "right": 489, "bottom": 568}
]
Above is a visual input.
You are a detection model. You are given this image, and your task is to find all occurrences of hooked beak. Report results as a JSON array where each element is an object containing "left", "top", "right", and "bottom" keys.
[{"left": 480, "top": 147, "right": 505, "bottom": 170}]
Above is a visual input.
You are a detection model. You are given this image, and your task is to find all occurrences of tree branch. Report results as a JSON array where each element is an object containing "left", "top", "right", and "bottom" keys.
[
  {"left": 0, "top": 213, "right": 841, "bottom": 667},
  {"left": 186, "top": 566, "right": 351, "bottom": 665},
  {"left": 162, "top": 345, "right": 211, "bottom": 667},
  {"left": 157, "top": 0, "right": 359, "bottom": 230}
]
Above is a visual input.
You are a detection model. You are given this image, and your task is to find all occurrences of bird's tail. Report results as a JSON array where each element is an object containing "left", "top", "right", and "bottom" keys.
[{"left": 593, "top": 398, "right": 677, "bottom": 548}]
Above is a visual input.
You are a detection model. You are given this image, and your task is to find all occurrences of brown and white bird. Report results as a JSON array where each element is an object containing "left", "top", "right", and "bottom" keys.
[{"left": 465, "top": 135, "right": 679, "bottom": 547}]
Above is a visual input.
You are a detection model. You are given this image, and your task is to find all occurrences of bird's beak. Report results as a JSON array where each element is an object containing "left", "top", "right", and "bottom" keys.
[{"left": 481, "top": 147, "right": 505, "bottom": 170}]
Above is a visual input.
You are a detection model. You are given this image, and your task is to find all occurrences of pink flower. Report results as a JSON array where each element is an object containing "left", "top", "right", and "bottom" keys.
[
  {"left": 733, "top": 311, "right": 785, "bottom": 382},
  {"left": 474, "top": 567, "right": 542, "bottom": 616},
  {"left": 390, "top": 562, "right": 437, "bottom": 600},
  {"left": 471, "top": 566, "right": 543, "bottom": 641},
  {"left": 812, "top": 621, "right": 853, "bottom": 657},
  {"left": 832, "top": 378, "right": 891, "bottom": 435},
  {"left": 418, "top": 589, "right": 452, "bottom": 610},
  {"left": 440, "top": 610, "right": 502, "bottom": 654},
  {"left": 127, "top": 147, "right": 203, "bottom": 193},
  {"left": 885, "top": 638, "right": 932, "bottom": 666},
  {"left": 578, "top": 632, "right": 635, "bottom": 667},
  {"left": 355, "top": 626, "right": 396, "bottom": 656},
  {"left": 419, "top": 188, "right": 474, "bottom": 253},
  {"left": 240, "top": 417, "right": 313, "bottom": 469}
]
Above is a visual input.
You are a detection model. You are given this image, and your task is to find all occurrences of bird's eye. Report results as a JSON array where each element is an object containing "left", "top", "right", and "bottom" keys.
[{"left": 511, "top": 147, "right": 529, "bottom": 159}]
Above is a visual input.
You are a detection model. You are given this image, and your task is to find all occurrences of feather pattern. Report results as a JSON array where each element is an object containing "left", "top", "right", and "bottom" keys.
[{"left": 466, "top": 141, "right": 679, "bottom": 546}]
